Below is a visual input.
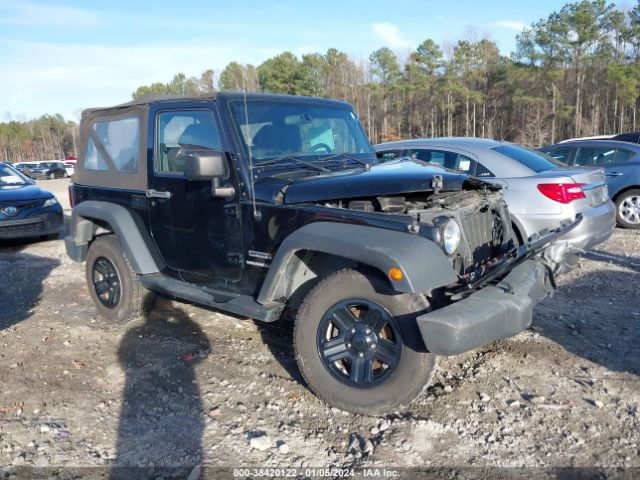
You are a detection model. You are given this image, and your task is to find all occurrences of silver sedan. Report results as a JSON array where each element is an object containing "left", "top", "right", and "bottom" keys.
[{"left": 374, "top": 138, "right": 616, "bottom": 253}]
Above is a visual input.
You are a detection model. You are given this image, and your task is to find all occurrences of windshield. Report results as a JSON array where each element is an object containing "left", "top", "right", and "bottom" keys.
[
  {"left": 228, "top": 99, "right": 375, "bottom": 174},
  {"left": 0, "top": 164, "right": 30, "bottom": 186},
  {"left": 492, "top": 144, "right": 564, "bottom": 173}
]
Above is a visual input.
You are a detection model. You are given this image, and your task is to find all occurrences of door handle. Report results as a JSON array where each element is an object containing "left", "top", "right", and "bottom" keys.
[
  {"left": 606, "top": 172, "right": 623, "bottom": 177},
  {"left": 146, "top": 189, "right": 172, "bottom": 199}
]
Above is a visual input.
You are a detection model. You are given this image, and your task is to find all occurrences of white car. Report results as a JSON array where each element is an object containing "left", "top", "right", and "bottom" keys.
[{"left": 63, "top": 161, "right": 76, "bottom": 177}]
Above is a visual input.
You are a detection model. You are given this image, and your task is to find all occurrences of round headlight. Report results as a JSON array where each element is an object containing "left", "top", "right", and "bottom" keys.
[{"left": 442, "top": 219, "right": 461, "bottom": 255}]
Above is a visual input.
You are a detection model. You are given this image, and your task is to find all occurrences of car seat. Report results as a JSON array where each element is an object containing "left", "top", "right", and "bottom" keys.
[
  {"left": 252, "top": 124, "right": 302, "bottom": 158},
  {"left": 168, "top": 123, "right": 218, "bottom": 172}
]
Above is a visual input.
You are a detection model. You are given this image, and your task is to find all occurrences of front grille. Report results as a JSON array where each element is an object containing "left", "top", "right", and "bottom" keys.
[
  {"left": 459, "top": 204, "right": 508, "bottom": 270},
  {"left": 0, "top": 214, "right": 61, "bottom": 239},
  {"left": 0, "top": 200, "right": 44, "bottom": 214}
]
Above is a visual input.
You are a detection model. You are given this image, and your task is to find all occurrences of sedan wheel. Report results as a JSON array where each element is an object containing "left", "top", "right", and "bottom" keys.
[{"left": 616, "top": 189, "right": 640, "bottom": 229}]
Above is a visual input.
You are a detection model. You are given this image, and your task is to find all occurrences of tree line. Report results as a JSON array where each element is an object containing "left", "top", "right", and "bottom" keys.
[
  {"left": 133, "top": 0, "right": 640, "bottom": 147},
  {"left": 0, "top": 114, "right": 78, "bottom": 163},
  {"left": 3, "top": 0, "right": 640, "bottom": 163}
]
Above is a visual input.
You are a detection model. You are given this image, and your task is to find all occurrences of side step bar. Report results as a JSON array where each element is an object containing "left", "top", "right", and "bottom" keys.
[{"left": 139, "top": 274, "right": 285, "bottom": 322}]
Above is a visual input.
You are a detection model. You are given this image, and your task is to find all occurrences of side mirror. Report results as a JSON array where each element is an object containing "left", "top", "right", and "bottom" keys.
[
  {"left": 184, "top": 150, "right": 226, "bottom": 180},
  {"left": 184, "top": 150, "right": 235, "bottom": 198}
]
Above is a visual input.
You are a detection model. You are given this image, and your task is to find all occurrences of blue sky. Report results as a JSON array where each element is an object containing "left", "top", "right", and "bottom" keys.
[{"left": 0, "top": 0, "right": 571, "bottom": 121}]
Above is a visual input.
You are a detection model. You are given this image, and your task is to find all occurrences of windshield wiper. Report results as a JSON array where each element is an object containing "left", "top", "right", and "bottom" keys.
[
  {"left": 313, "top": 151, "right": 372, "bottom": 167},
  {"left": 253, "top": 152, "right": 331, "bottom": 172}
]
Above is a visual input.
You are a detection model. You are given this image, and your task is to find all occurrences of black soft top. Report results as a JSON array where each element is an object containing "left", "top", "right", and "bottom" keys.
[
  {"left": 76, "top": 92, "right": 354, "bottom": 191},
  {"left": 82, "top": 92, "right": 351, "bottom": 116}
]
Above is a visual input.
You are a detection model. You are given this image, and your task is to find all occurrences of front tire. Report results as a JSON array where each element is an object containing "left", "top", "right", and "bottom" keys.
[
  {"left": 85, "top": 235, "right": 147, "bottom": 323},
  {"left": 615, "top": 189, "right": 640, "bottom": 229},
  {"left": 294, "top": 269, "right": 436, "bottom": 415}
]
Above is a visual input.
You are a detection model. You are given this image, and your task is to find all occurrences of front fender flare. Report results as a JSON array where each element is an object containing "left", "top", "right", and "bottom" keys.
[{"left": 256, "top": 222, "right": 458, "bottom": 304}]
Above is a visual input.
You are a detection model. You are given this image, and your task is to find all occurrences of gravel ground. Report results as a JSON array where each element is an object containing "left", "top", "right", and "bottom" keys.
[{"left": 0, "top": 229, "right": 639, "bottom": 479}]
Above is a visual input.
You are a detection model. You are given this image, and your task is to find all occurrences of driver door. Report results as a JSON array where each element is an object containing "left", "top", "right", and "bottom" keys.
[{"left": 148, "top": 104, "right": 243, "bottom": 285}]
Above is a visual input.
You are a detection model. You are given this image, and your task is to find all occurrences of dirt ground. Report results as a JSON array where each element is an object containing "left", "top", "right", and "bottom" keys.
[{"left": 0, "top": 227, "right": 639, "bottom": 479}]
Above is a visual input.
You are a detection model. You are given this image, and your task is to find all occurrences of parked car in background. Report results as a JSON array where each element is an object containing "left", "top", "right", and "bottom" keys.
[
  {"left": 375, "top": 138, "right": 615, "bottom": 255},
  {"left": 560, "top": 134, "right": 614, "bottom": 143},
  {"left": 0, "top": 162, "right": 63, "bottom": 240},
  {"left": 539, "top": 140, "right": 640, "bottom": 229},
  {"left": 600, "top": 132, "right": 640, "bottom": 144},
  {"left": 63, "top": 160, "right": 76, "bottom": 176},
  {"left": 28, "top": 161, "right": 68, "bottom": 179},
  {"left": 14, "top": 162, "right": 38, "bottom": 178}
]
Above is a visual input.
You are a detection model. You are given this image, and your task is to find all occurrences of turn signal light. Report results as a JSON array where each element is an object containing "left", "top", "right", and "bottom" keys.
[
  {"left": 537, "top": 183, "right": 586, "bottom": 204},
  {"left": 388, "top": 267, "right": 404, "bottom": 282}
]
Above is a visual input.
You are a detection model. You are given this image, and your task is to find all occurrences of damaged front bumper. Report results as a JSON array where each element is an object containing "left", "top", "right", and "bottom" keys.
[{"left": 417, "top": 215, "right": 582, "bottom": 356}]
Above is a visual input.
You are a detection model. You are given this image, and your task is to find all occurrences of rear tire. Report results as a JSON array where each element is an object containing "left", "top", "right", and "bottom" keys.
[
  {"left": 294, "top": 269, "right": 436, "bottom": 415},
  {"left": 85, "top": 235, "right": 148, "bottom": 323},
  {"left": 615, "top": 189, "right": 640, "bottom": 229}
]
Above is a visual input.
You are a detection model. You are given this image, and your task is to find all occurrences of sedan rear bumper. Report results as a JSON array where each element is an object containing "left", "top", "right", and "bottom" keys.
[
  {"left": 417, "top": 259, "right": 552, "bottom": 355},
  {"left": 561, "top": 199, "right": 615, "bottom": 251},
  {"left": 516, "top": 199, "right": 615, "bottom": 253}
]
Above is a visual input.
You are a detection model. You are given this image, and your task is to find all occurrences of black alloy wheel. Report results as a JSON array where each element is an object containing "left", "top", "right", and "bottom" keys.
[
  {"left": 294, "top": 268, "right": 436, "bottom": 414},
  {"left": 85, "top": 235, "right": 149, "bottom": 323},
  {"left": 92, "top": 256, "right": 121, "bottom": 308},
  {"left": 317, "top": 298, "right": 401, "bottom": 387}
]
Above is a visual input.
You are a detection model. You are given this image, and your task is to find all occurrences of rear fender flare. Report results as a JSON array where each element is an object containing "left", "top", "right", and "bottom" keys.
[{"left": 67, "top": 201, "right": 163, "bottom": 274}]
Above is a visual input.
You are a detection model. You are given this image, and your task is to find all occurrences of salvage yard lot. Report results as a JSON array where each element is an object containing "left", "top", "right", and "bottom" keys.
[{"left": 0, "top": 229, "right": 639, "bottom": 475}]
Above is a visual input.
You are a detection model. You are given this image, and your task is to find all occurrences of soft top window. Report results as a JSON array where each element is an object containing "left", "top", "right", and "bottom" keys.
[
  {"left": 85, "top": 137, "right": 108, "bottom": 171},
  {"left": 92, "top": 117, "right": 140, "bottom": 173},
  {"left": 492, "top": 144, "right": 563, "bottom": 173},
  {"left": 156, "top": 110, "right": 222, "bottom": 174}
]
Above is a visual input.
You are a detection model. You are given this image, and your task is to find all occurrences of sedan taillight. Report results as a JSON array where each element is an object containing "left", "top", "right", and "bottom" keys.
[{"left": 537, "top": 183, "right": 586, "bottom": 204}]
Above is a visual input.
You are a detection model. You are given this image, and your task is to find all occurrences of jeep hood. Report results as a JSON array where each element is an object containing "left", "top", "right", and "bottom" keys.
[{"left": 253, "top": 159, "right": 493, "bottom": 204}]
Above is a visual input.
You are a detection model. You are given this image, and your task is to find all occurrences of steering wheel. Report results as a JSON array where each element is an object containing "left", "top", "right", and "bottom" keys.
[{"left": 310, "top": 143, "right": 332, "bottom": 153}]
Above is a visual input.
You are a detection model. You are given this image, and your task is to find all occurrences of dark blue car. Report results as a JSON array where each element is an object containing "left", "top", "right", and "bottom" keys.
[
  {"left": 539, "top": 140, "right": 640, "bottom": 229},
  {"left": 0, "top": 162, "right": 64, "bottom": 240}
]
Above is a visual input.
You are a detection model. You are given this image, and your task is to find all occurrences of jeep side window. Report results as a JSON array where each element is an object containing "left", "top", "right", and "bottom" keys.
[
  {"left": 156, "top": 110, "right": 221, "bottom": 174},
  {"left": 93, "top": 117, "right": 139, "bottom": 173},
  {"left": 85, "top": 137, "right": 108, "bottom": 171}
]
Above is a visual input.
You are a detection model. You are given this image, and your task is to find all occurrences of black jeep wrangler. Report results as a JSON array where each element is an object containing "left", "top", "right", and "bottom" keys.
[{"left": 66, "top": 92, "right": 575, "bottom": 414}]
